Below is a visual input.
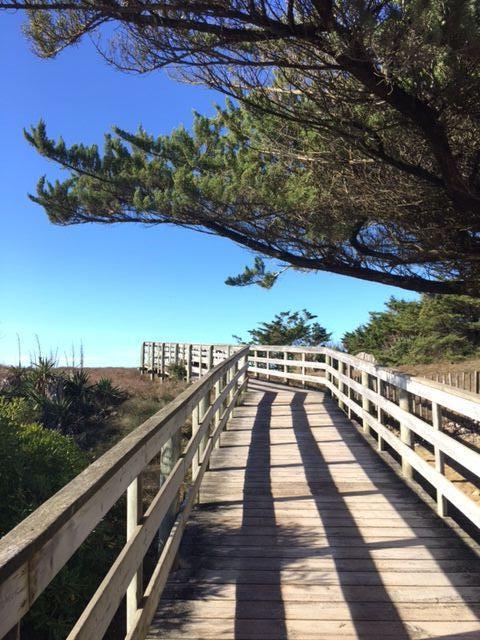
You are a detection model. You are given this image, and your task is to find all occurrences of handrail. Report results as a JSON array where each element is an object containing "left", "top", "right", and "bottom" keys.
[
  {"left": 0, "top": 346, "right": 249, "bottom": 640},
  {"left": 249, "top": 345, "right": 480, "bottom": 529}
]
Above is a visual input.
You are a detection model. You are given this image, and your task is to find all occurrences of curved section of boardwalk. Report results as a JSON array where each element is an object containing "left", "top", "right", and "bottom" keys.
[{"left": 148, "top": 381, "right": 480, "bottom": 639}]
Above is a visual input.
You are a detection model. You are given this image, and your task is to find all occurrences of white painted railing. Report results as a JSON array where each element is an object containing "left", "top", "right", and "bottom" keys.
[
  {"left": 0, "top": 346, "right": 249, "bottom": 640},
  {"left": 249, "top": 345, "right": 480, "bottom": 529}
]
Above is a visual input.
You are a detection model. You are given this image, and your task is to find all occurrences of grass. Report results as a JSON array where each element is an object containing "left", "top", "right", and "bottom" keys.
[
  {"left": 75, "top": 368, "right": 188, "bottom": 457},
  {"left": 395, "top": 357, "right": 480, "bottom": 377}
]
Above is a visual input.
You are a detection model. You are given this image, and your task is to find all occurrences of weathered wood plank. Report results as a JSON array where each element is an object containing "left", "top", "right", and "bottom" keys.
[{"left": 148, "top": 380, "right": 480, "bottom": 640}]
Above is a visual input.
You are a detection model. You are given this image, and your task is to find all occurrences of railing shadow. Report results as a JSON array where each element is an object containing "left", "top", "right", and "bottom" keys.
[
  {"left": 286, "top": 388, "right": 410, "bottom": 639},
  {"left": 149, "top": 380, "right": 480, "bottom": 639},
  {"left": 289, "top": 385, "right": 480, "bottom": 637}
]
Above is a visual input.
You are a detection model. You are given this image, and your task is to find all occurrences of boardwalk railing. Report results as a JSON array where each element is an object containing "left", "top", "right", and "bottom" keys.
[
  {"left": 140, "top": 342, "right": 238, "bottom": 380},
  {"left": 1, "top": 343, "right": 480, "bottom": 640},
  {"left": 429, "top": 369, "right": 480, "bottom": 394},
  {"left": 0, "top": 346, "right": 249, "bottom": 640},
  {"left": 249, "top": 345, "right": 480, "bottom": 529}
]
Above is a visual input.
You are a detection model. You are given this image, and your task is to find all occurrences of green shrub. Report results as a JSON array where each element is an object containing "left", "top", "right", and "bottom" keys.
[
  {"left": 167, "top": 360, "right": 187, "bottom": 380},
  {"left": 0, "top": 397, "right": 87, "bottom": 534},
  {"left": 0, "top": 360, "right": 128, "bottom": 447},
  {"left": 0, "top": 396, "right": 123, "bottom": 640}
]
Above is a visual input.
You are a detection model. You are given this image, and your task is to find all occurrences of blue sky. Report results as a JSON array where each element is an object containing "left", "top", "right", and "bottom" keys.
[{"left": 0, "top": 16, "right": 417, "bottom": 367}]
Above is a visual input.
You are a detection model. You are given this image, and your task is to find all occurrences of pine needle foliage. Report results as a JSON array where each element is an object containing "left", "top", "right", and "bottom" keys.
[
  {"left": 236, "top": 309, "right": 331, "bottom": 346},
  {"left": 343, "top": 295, "right": 480, "bottom": 365},
  {"left": 8, "top": 0, "right": 480, "bottom": 295}
]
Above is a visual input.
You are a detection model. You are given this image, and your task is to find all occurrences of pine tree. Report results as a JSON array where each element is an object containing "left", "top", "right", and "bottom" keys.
[
  {"left": 236, "top": 310, "right": 331, "bottom": 346},
  {"left": 343, "top": 296, "right": 480, "bottom": 365},
  {"left": 6, "top": 1, "right": 480, "bottom": 294}
]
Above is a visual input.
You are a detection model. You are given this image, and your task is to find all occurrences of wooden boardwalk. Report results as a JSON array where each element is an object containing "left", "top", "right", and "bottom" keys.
[{"left": 148, "top": 380, "right": 480, "bottom": 639}]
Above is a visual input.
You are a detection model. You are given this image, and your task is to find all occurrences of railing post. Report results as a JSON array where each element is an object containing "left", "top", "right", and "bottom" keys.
[
  {"left": 126, "top": 474, "right": 143, "bottom": 633},
  {"left": 150, "top": 342, "right": 155, "bottom": 380},
  {"left": 432, "top": 402, "right": 447, "bottom": 516},
  {"left": 338, "top": 359, "right": 345, "bottom": 412},
  {"left": 199, "top": 390, "right": 209, "bottom": 466},
  {"left": 347, "top": 364, "right": 352, "bottom": 419},
  {"left": 214, "top": 374, "right": 222, "bottom": 449},
  {"left": 191, "top": 402, "right": 200, "bottom": 504},
  {"left": 160, "top": 342, "right": 166, "bottom": 379},
  {"left": 398, "top": 386, "right": 413, "bottom": 480},
  {"left": 301, "top": 351, "right": 306, "bottom": 388},
  {"left": 198, "top": 345, "right": 203, "bottom": 378},
  {"left": 227, "top": 346, "right": 234, "bottom": 405},
  {"left": 254, "top": 349, "right": 259, "bottom": 378},
  {"left": 361, "top": 370, "right": 370, "bottom": 435},
  {"left": 377, "top": 375, "right": 385, "bottom": 451},
  {"left": 174, "top": 343, "right": 179, "bottom": 366},
  {"left": 325, "top": 354, "right": 331, "bottom": 392},
  {"left": 140, "top": 341, "right": 145, "bottom": 375},
  {"left": 186, "top": 344, "right": 192, "bottom": 382},
  {"left": 283, "top": 350, "right": 288, "bottom": 384},
  {"left": 238, "top": 351, "right": 248, "bottom": 403},
  {"left": 266, "top": 349, "right": 270, "bottom": 382},
  {"left": 208, "top": 344, "right": 214, "bottom": 370},
  {"left": 157, "top": 430, "right": 182, "bottom": 550}
]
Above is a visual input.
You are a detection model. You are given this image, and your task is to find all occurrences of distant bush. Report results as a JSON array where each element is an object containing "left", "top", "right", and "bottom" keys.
[
  {"left": 167, "top": 360, "right": 187, "bottom": 380},
  {"left": 234, "top": 309, "right": 331, "bottom": 346}
]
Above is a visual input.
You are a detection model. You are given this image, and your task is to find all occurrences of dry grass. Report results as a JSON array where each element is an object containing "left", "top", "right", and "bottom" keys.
[
  {"left": 395, "top": 358, "right": 480, "bottom": 377},
  {"left": 81, "top": 368, "right": 189, "bottom": 457}
]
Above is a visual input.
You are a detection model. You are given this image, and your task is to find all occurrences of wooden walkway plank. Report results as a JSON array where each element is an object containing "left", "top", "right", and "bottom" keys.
[{"left": 148, "top": 381, "right": 480, "bottom": 640}]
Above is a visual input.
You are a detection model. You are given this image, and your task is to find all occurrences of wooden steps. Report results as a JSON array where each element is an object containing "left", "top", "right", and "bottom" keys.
[{"left": 147, "top": 381, "right": 480, "bottom": 639}]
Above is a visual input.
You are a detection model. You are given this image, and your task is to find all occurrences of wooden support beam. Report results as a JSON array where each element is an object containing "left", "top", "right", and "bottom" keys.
[
  {"left": 157, "top": 432, "right": 182, "bottom": 552},
  {"left": 126, "top": 475, "right": 143, "bottom": 634},
  {"left": 377, "top": 375, "right": 385, "bottom": 451},
  {"left": 186, "top": 344, "right": 192, "bottom": 383},
  {"left": 208, "top": 345, "right": 214, "bottom": 371},
  {"left": 361, "top": 370, "right": 370, "bottom": 436},
  {"left": 398, "top": 387, "right": 414, "bottom": 480},
  {"left": 160, "top": 343, "right": 165, "bottom": 379},
  {"left": 140, "top": 342, "right": 145, "bottom": 375},
  {"left": 432, "top": 401, "right": 448, "bottom": 517},
  {"left": 301, "top": 352, "right": 306, "bottom": 388}
]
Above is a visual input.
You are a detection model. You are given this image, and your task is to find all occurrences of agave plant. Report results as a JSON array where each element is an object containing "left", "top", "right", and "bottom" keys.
[
  {"left": 93, "top": 378, "right": 127, "bottom": 408},
  {"left": 29, "top": 357, "right": 58, "bottom": 395}
]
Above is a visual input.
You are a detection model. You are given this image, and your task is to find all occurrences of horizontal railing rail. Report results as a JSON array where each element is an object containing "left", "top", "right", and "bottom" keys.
[
  {"left": 0, "top": 346, "right": 249, "bottom": 640},
  {"left": 249, "top": 345, "right": 480, "bottom": 530}
]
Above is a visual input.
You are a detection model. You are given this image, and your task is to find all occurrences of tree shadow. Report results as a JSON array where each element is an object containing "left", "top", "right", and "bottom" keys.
[
  {"left": 149, "top": 381, "right": 480, "bottom": 639},
  {"left": 287, "top": 385, "right": 480, "bottom": 638}
]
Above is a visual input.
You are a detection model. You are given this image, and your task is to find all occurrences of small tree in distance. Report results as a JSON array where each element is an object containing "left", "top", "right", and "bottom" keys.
[{"left": 235, "top": 310, "right": 331, "bottom": 346}]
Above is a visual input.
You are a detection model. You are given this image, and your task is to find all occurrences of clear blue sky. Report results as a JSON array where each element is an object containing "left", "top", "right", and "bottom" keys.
[{"left": 0, "top": 16, "right": 417, "bottom": 367}]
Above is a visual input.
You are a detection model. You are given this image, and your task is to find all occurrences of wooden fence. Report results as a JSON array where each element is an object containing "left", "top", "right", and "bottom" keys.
[
  {"left": 249, "top": 345, "right": 480, "bottom": 529},
  {"left": 0, "top": 346, "right": 249, "bottom": 640},
  {"left": 429, "top": 369, "right": 480, "bottom": 394},
  {"left": 140, "top": 342, "right": 238, "bottom": 381}
]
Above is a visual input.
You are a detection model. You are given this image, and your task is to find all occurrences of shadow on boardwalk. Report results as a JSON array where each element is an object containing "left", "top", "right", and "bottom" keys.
[{"left": 149, "top": 381, "right": 480, "bottom": 639}]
